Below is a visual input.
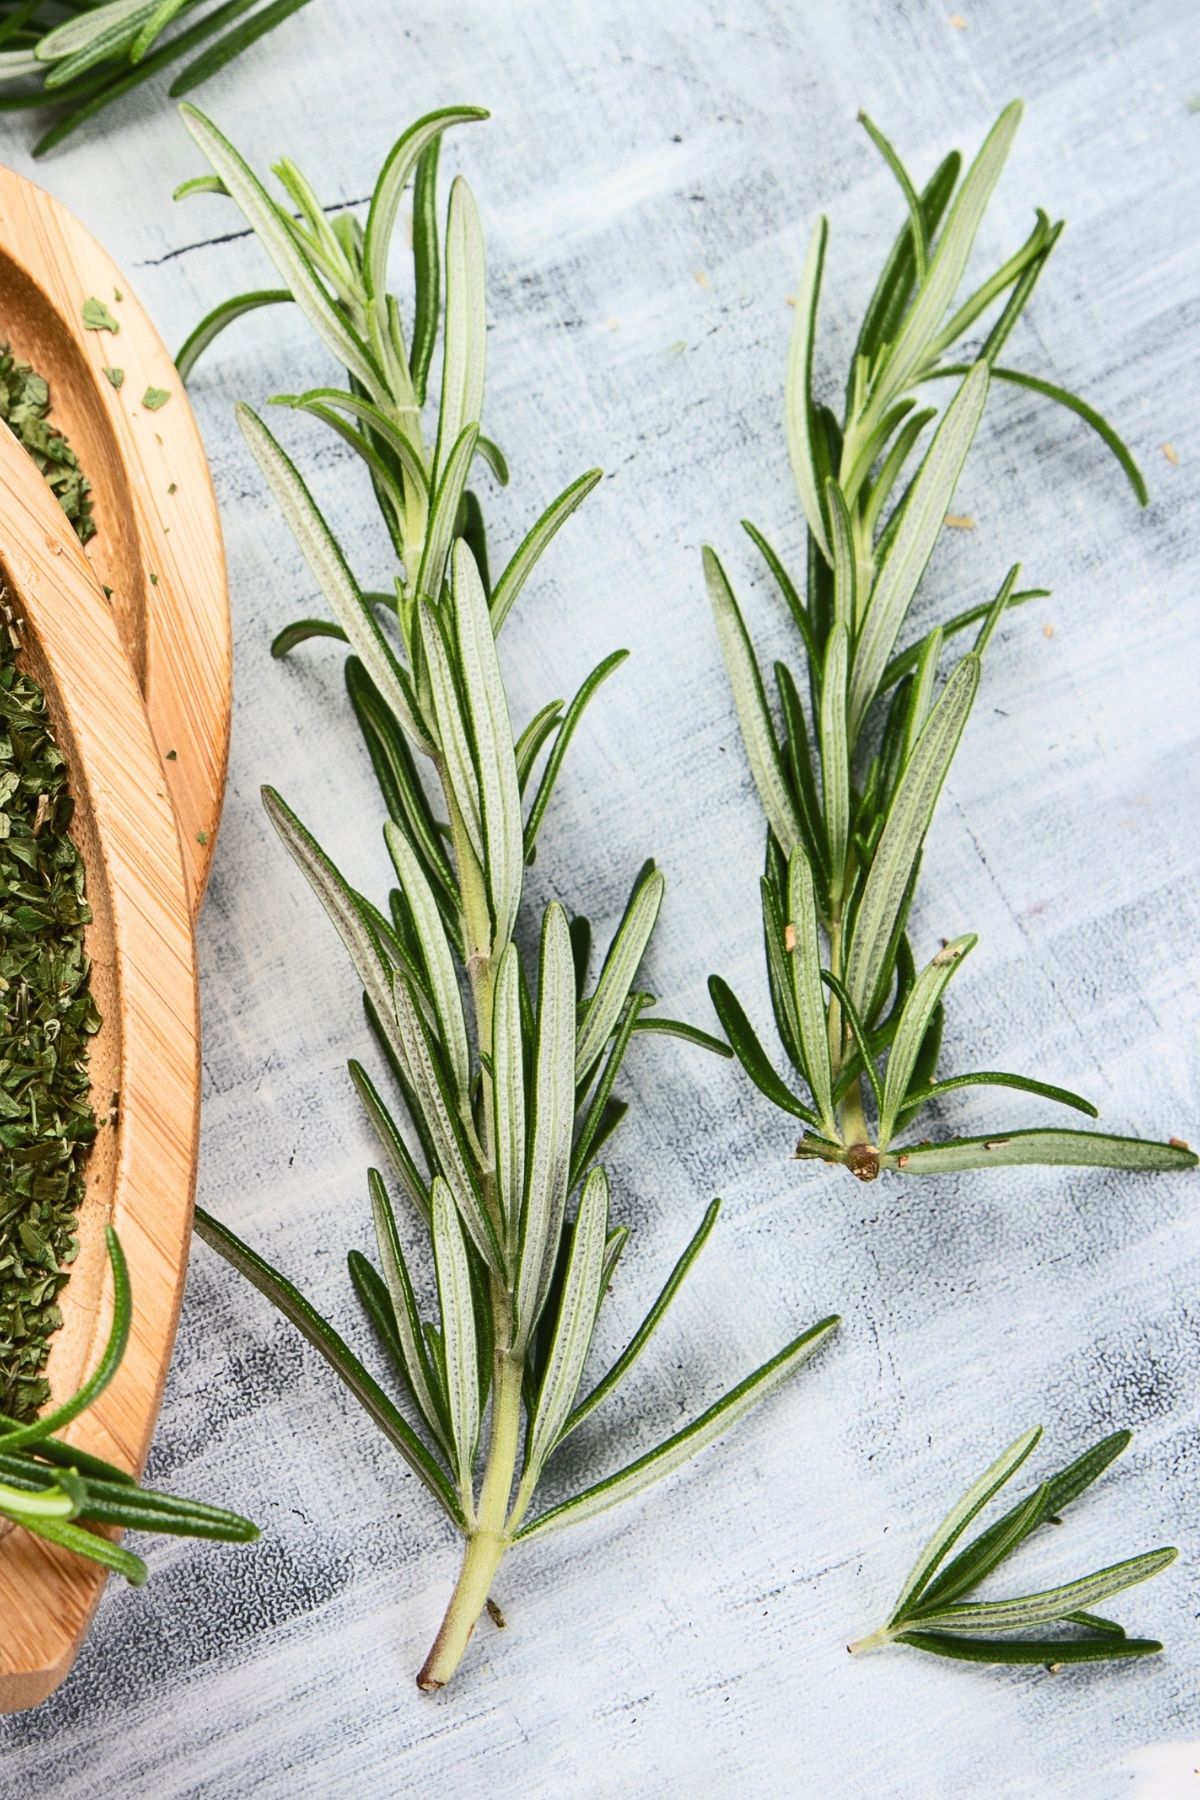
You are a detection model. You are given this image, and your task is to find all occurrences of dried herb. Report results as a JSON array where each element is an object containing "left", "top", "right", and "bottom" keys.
[
  {"left": 705, "top": 104, "right": 1196, "bottom": 1182},
  {"left": 0, "top": 343, "right": 95, "bottom": 545},
  {"left": 0, "top": 596, "right": 100, "bottom": 1422},
  {"left": 0, "top": 0, "right": 312, "bottom": 156},
  {"left": 0, "top": 1226, "right": 258, "bottom": 1584},
  {"left": 851, "top": 1426, "right": 1176, "bottom": 1667},
  {"left": 141, "top": 385, "right": 171, "bottom": 410},
  {"left": 103, "top": 366, "right": 125, "bottom": 389},
  {"left": 80, "top": 297, "right": 119, "bottom": 334},
  {"left": 178, "top": 102, "right": 837, "bottom": 1690}
]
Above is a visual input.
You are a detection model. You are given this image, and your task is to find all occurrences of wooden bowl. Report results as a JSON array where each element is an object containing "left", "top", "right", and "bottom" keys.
[
  {"left": 0, "top": 162, "right": 231, "bottom": 915},
  {"left": 0, "top": 411, "right": 199, "bottom": 1711}
]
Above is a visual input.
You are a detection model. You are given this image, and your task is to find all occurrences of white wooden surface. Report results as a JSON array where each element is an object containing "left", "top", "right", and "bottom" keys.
[{"left": 0, "top": 1, "right": 1197, "bottom": 1794}]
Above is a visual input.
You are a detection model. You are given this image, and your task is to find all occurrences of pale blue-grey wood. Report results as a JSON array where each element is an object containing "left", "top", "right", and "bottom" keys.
[{"left": 0, "top": 2, "right": 1196, "bottom": 1796}]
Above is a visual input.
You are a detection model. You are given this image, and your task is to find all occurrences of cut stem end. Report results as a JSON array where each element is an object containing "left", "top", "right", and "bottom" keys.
[{"left": 416, "top": 1527, "right": 508, "bottom": 1693}]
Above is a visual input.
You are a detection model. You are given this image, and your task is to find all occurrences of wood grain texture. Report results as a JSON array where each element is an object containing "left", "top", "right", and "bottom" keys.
[
  {"left": 0, "top": 422, "right": 199, "bottom": 1711},
  {"left": 0, "top": 163, "right": 231, "bottom": 914},
  {"left": 0, "top": 0, "right": 1196, "bottom": 1794}
]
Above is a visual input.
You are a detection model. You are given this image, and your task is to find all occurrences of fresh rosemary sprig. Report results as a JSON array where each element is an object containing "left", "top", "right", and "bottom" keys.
[
  {"left": 0, "top": 1227, "right": 257, "bottom": 1586},
  {"left": 851, "top": 1426, "right": 1176, "bottom": 1668},
  {"left": 0, "top": 0, "right": 311, "bottom": 155},
  {"left": 177, "top": 103, "right": 837, "bottom": 1691},
  {"left": 705, "top": 102, "right": 1196, "bottom": 1183}
]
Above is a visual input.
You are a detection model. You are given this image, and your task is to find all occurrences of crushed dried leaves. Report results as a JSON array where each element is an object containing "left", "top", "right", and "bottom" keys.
[
  {"left": 0, "top": 343, "right": 96, "bottom": 545},
  {"left": 0, "top": 599, "right": 99, "bottom": 1421}
]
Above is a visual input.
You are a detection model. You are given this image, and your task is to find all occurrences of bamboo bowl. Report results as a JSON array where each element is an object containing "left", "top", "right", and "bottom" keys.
[
  {"left": 0, "top": 161, "right": 231, "bottom": 915},
  {"left": 0, "top": 410, "right": 199, "bottom": 1711}
]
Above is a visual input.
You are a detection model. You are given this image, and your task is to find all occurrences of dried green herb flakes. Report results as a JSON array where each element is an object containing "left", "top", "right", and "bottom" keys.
[
  {"left": 0, "top": 343, "right": 96, "bottom": 545},
  {"left": 0, "top": 607, "right": 99, "bottom": 1422}
]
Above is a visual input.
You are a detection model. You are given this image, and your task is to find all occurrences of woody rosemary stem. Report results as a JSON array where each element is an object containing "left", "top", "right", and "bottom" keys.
[
  {"left": 417, "top": 1305, "right": 524, "bottom": 1692},
  {"left": 414, "top": 763, "right": 522, "bottom": 1694}
]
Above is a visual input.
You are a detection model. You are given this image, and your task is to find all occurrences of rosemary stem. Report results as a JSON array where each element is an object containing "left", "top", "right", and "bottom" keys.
[
  {"left": 847, "top": 1624, "right": 892, "bottom": 1656},
  {"left": 418, "top": 1332, "right": 523, "bottom": 1692}
]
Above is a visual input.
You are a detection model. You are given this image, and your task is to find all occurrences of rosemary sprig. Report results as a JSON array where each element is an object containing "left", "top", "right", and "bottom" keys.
[
  {"left": 0, "top": 0, "right": 311, "bottom": 154},
  {"left": 706, "top": 102, "right": 1196, "bottom": 1183},
  {"left": 0, "top": 1227, "right": 257, "bottom": 1587},
  {"left": 178, "top": 103, "right": 836, "bottom": 1691},
  {"left": 851, "top": 1426, "right": 1176, "bottom": 1668}
]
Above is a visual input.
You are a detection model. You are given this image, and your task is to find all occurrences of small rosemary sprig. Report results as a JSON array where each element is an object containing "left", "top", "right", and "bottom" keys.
[
  {"left": 0, "top": 1228, "right": 257, "bottom": 1587},
  {"left": 177, "top": 104, "right": 836, "bottom": 1690},
  {"left": 705, "top": 102, "right": 1196, "bottom": 1183},
  {"left": 0, "top": 0, "right": 311, "bottom": 155},
  {"left": 851, "top": 1426, "right": 1176, "bottom": 1668}
]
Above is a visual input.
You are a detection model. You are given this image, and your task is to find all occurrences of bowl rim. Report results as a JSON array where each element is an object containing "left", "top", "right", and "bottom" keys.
[
  {"left": 0, "top": 160, "right": 231, "bottom": 917},
  {"left": 0, "top": 414, "right": 199, "bottom": 1713}
]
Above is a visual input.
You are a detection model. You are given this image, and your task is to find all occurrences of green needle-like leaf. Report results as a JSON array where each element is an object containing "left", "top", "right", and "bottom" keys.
[
  {"left": 889, "top": 1425, "right": 1042, "bottom": 1623},
  {"left": 524, "top": 650, "right": 629, "bottom": 859},
  {"left": 894, "top": 1069, "right": 1099, "bottom": 1124},
  {"left": 418, "top": 423, "right": 479, "bottom": 602},
  {"left": 239, "top": 405, "right": 429, "bottom": 749},
  {"left": 195, "top": 1206, "right": 464, "bottom": 1528},
  {"left": 895, "top": 1630, "right": 1163, "bottom": 1666},
  {"left": 11, "top": 1514, "right": 148, "bottom": 1585},
  {"left": 490, "top": 469, "right": 603, "bottom": 633},
  {"left": 860, "top": 1423, "right": 1177, "bottom": 1669},
  {"left": 515, "top": 1314, "right": 839, "bottom": 1542},
  {"left": 785, "top": 216, "right": 832, "bottom": 560},
  {"left": 846, "top": 655, "right": 979, "bottom": 1021},
  {"left": 366, "top": 1170, "right": 447, "bottom": 1447},
  {"left": 562, "top": 1198, "right": 720, "bottom": 1443},
  {"left": 879, "top": 934, "right": 976, "bottom": 1144},
  {"left": 263, "top": 786, "right": 397, "bottom": 1031},
  {"left": 433, "top": 176, "right": 487, "bottom": 487},
  {"left": 857, "top": 112, "right": 928, "bottom": 279},
  {"left": 364, "top": 106, "right": 488, "bottom": 309},
  {"left": 181, "top": 106, "right": 381, "bottom": 392},
  {"left": 432, "top": 1177, "right": 481, "bottom": 1510},
  {"left": 912, "top": 1547, "right": 1178, "bottom": 1636},
  {"left": 818, "top": 623, "right": 850, "bottom": 881},
  {"left": 0, "top": 1228, "right": 130, "bottom": 1453},
  {"left": 385, "top": 822, "right": 470, "bottom": 1101},
  {"left": 575, "top": 865, "right": 665, "bottom": 1081},
  {"left": 169, "top": 0, "right": 313, "bottom": 98},
  {"left": 708, "top": 975, "right": 818, "bottom": 1126},
  {"left": 883, "top": 1129, "right": 1197, "bottom": 1174},
  {"left": 271, "top": 617, "right": 348, "bottom": 657},
  {"left": 705, "top": 545, "right": 803, "bottom": 857},
  {"left": 491, "top": 943, "right": 527, "bottom": 1256},
  {"left": 523, "top": 1166, "right": 609, "bottom": 1485},
  {"left": 924, "top": 363, "right": 1149, "bottom": 505},
  {"left": 849, "top": 363, "right": 988, "bottom": 734},
  {"left": 391, "top": 970, "right": 501, "bottom": 1273},
  {"left": 516, "top": 905, "right": 577, "bottom": 1346},
  {"left": 450, "top": 540, "right": 524, "bottom": 947},
  {"left": 875, "top": 101, "right": 1022, "bottom": 408},
  {"left": 786, "top": 851, "right": 836, "bottom": 1133},
  {"left": 175, "top": 287, "right": 291, "bottom": 381}
]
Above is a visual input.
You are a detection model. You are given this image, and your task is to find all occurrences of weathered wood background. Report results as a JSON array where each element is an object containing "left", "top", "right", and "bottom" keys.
[{"left": 0, "top": 0, "right": 1196, "bottom": 1793}]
